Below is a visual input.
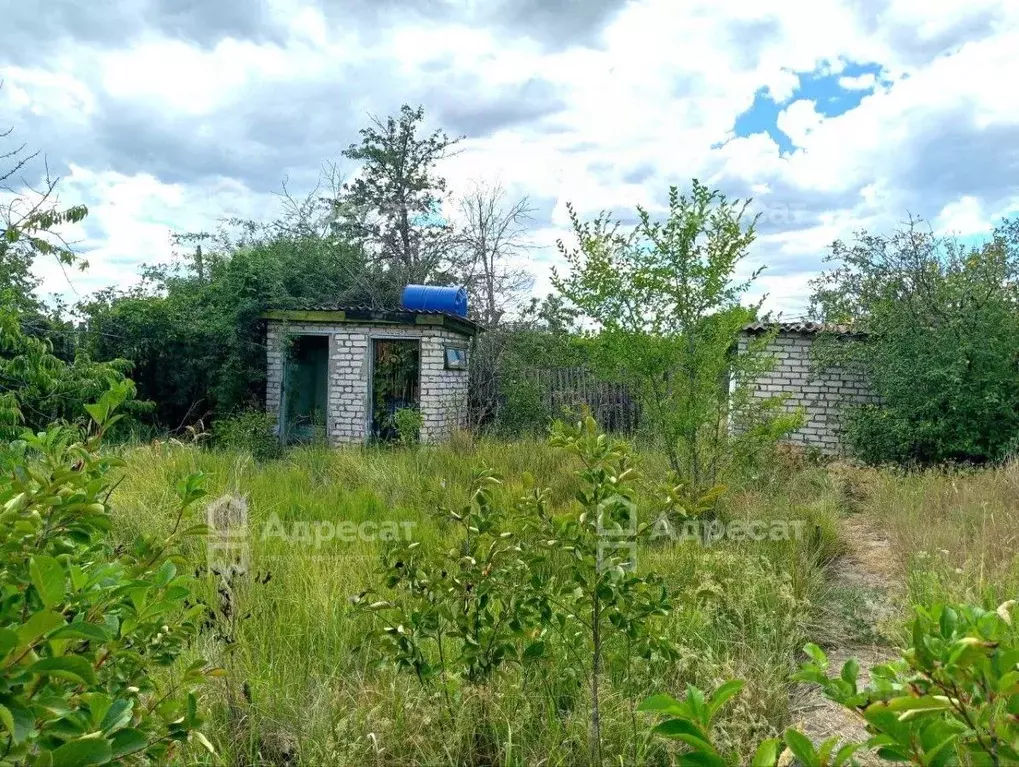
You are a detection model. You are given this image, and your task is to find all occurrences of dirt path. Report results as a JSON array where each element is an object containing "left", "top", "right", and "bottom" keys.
[{"left": 789, "top": 513, "right": 900, "bottom": 763}]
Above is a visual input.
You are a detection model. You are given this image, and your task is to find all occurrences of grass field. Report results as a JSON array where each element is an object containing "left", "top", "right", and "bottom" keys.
[{"left": 105, "top": 437, "right": 1019, "bottom": 765}]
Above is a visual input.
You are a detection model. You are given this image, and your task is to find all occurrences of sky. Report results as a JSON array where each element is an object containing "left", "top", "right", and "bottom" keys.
[{"left": 2, "top": 0, "right": 1018, "bottom": 317}]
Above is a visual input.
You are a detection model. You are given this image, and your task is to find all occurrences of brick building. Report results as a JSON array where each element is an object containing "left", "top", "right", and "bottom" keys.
[
  {"left": 739, "top": 321, "right": 877, "bottom": 454},
  {"left": 262, "top": 307, "right": 477, "bottom": 445}
]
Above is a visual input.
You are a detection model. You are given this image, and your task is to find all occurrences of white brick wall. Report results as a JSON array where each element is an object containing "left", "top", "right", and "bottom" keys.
[
  {"left": 265, "top": 321, "right": 470, "bottom": 445},
  {"left": 739, "top": 331, "right": 879, "bottom": 455}
]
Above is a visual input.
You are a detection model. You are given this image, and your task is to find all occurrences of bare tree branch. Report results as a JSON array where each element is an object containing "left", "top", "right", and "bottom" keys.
[{"left": 453, "top": 181, "right": 536, "bottom": 326}]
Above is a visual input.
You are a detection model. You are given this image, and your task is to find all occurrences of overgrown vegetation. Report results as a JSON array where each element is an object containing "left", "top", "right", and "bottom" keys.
[
  {"left": 98, "top": 430, "right": 838, "bottom": 765},
  {"left": 7, "top": 97, "right": 1019, "bottom": 767},
  {"left": 553, "top": 181, "right": 800, "bottom": 491},
  {"left": 811, "top": 218, "right": 1019, "bottom": 465},
  {"left": 643, "top": 597, "right": 1019, "bottom": 766}
]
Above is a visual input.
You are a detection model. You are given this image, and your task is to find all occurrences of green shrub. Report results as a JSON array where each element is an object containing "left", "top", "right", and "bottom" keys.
[
  {"left": 392, "top": 407, "right": 423, "bottom": 447},
  {"left": 0, "top": 302, "right": 146, "bottom": 441},
  {"left": 359, "top": 417, "right": 677, "bottom": 763},
  {"left": 495, "top": 375, "right": 551, "bottom": 436},
  {"left": 0, "top": 381, "right": 216, "bottom": 764},
  {"left": 644, "top": 598, "right": 1019, "bottom": 765},
  {"left": 553, "top": 180, "right": 797, "bottom": 492},
  {"left": 213, "top": 409, "right": 281, "bottom": 460},
  {"left": 812, "top": 218, "right": 1019, "bottom": 465}
]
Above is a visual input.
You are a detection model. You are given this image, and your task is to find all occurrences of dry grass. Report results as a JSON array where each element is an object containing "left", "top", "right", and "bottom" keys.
[{"left": 858, "top": 460, "right": 1019, "bottom": 610}]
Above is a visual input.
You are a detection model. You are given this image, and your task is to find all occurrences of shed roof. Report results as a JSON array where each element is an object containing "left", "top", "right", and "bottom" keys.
[
  {"left": 741, "top": 320, "right": 865, "bottom": 336},
  {"left": 260, "top": 305, "right": 480, "bottom": 336}
]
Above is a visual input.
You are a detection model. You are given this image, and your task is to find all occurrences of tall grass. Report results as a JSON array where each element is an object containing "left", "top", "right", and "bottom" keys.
[
  {"left": 109, "top": 437, "right": 844, "bottom": 765},
  {"left": 860, "top": 461, "right": 1019, "bottom": 611}
]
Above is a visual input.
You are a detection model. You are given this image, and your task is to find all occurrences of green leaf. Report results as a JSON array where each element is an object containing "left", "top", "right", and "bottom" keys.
[
  {"left": 751, "top": 738, "right": 781, "bottom": 767},
  {"left": 939, "top": 605, "right": 958, "bottom": 637},
  {"left": 0, "top": 704, "right": 15, "bottom": 743},
  {"left": 652, "top": 719, "right": 714, "bottom": 753},
  {"left": 706, "top": 680, "right": 744, "bottom": 721},
  {"left": 14, "top": 609, "right": 64, "bottom": 651},
  {"left": 638, "top": 693, "right": 685, "bottom": 715},
  {"left": 30, "top": 556, "right": 67, "bottom": 608},
  {"left": 675, "top": 752, "right": 727, "bottom": 767},
  {"left": 49, "top": 623, "right": 110, "bottom": 642},
  {"left": 110, "top": 728, "right": 148, "bottom": 758},
  {"left": 154, "top": 560, "right": 176, "bottom": 587},
  {"left": 783, "top": 728, "right": 819, "bottom": 767},
  {"left": 88, "top": 693, "right": 112, "bottom": 728},
  {"left": 0, "top": 629, "right": 18, "bottom": 661},
  {"left": 834, "top": 742, "right": 865, "bottom": 766},
  {"left": 522, "top": 641, "right": 546, "bottom": 662},
  {"left": 840, "top": 658, "right": 860, "bottom": 686},
  {"left": 51, "top": 735, "right": 113, "bottom": 766},
  {"left": 0, "top": 697, "right": 34, "bottom": 744},
  {"left": 884, "top": 695, "right": 952, "bottom": 713},
  {"left": 83, "top": 402, "right": 109, "bottom": 427},
  {"left": 30, "top": 655, "right": 99, "bottom": 686},
  {"left": 100, "top": 698, "right": 133, "bottom": 733},
  {"left": 803, "top": 643, "right": 828, "bottom": 668}
]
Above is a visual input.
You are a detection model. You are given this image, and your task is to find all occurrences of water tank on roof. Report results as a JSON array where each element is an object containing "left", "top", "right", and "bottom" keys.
[{"left": 401, "top": 284, "right": 468, "bottom": 318}]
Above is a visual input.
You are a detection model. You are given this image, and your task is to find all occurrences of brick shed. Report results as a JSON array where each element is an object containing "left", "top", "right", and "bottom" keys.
[
  {"left": 739, "top": 321, "right": 878, "bottom": 455},
  {"left": 261, "top": 307, "right": 478, "bottom": 445}
]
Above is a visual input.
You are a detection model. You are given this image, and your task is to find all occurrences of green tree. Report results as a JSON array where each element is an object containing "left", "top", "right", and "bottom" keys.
[
  {"left": 553, "top": 180, "right": 797, "bottom": 491},
  {"left": 77, "top": 191, "right": 369, "bottom": 430},
  {"left": 0, "top": 302, "right": 142, "bottom": 439},
  {"left": 810, "top": 217, "right": 1019, "bottom": 464},
  {"left": 531, "top": 417, "right": 675, "bottom": 764},
  {"left": 339, "top": 104, "right": 462, "bottom": 291},
  {"left": 0, "top": 123, "right": 141, "bottom": 437}
]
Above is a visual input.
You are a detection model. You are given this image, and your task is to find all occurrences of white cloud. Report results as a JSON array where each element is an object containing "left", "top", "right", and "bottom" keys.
[
  {"left": 1, "top": 0, "right": 1018, "bottom": 313},
  {"left": 838, "top": 72, "right": 876, "bottom": 90},
  {"left": 27, "top": 166, "right": 279, "bottom": 298},
  {"left": 936, "top": 196, "right": 991, "bottom": 235},
  {"left": 777, "top": 99, "right": 825, "bottom": 147}
]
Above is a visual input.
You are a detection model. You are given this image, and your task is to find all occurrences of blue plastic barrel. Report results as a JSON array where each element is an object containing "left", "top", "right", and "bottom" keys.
[{"left": 400, "top": 285, "right": 468, "bottom": 318}]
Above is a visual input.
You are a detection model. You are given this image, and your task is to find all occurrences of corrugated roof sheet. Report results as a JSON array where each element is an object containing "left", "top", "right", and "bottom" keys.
[{"left": 742, "top": 321, "right": 864, "bottom": 335}]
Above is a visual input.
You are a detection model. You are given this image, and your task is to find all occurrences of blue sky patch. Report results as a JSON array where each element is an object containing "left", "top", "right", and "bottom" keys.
[{"left": 732, "top": 62, "right": 885, "bottom": 154}]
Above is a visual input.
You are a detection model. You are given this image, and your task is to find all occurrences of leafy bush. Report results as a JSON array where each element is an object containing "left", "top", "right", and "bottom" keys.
[
  {"left": 0, "top": 381, "right": 217, "bottom": 765},
  {"left": 493, "top": 375, "right": 551, "bottom": 436},
  {"left": 811, "top": 218, "right": 1019, "bottom": 465},
  {"left": 0, "top": 302, "right": 145, "bottom": 440},
  {"left": 213, "top": 409, "right": 281, "bottom": 460},
  {"left": 466, "top": 298, "right": 591, "bottom": 436},
  {"left": 553, "top": 181, "right": 797, "bottom": 492},
  {"left": 645, "top": 598, "right": 1019, "bottom": 765},
  {"left": 358, "top": 417, "right": 677, "bottom": 763},
  {"left": 76, "top": 213, "right": 371, "bottom": 431},
  {"left": 391, "top": 407, "right": 423, "bottom": 447},
  {"left": 359, "top": 467, "right": 536, "bottom": 691}
]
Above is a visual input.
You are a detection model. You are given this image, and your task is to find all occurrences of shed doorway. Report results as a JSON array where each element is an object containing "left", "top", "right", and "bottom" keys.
[
  {"left": 371, "top": 338, "right": 420, "bottom": 441},
  {"left": 282, "top": 335, "right": 328, "bottom": 443}
]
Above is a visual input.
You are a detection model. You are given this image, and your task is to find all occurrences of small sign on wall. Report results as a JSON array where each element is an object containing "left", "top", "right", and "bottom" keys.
[{"left": 444, "top": 345, "right": 468, "bottom": 370}]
